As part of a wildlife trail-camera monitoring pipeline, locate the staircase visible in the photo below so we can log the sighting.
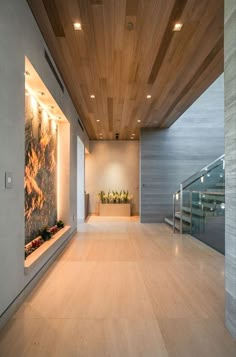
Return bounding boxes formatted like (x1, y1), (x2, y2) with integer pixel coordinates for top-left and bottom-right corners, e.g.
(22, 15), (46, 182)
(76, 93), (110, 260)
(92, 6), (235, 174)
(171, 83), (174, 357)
(165, 155), (225, 254)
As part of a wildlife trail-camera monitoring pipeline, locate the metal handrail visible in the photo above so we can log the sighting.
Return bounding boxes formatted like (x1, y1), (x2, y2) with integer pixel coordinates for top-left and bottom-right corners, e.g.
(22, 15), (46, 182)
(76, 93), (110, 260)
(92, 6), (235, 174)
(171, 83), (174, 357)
(181, 154), (225, 189)
(191, 190), (224, 195)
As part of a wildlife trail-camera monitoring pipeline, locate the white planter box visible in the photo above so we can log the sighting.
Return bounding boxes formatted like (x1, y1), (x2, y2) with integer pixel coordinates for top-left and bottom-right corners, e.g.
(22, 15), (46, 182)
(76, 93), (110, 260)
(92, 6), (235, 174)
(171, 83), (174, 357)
(99, 203), (131, 216)
(24, 226), (71, 274)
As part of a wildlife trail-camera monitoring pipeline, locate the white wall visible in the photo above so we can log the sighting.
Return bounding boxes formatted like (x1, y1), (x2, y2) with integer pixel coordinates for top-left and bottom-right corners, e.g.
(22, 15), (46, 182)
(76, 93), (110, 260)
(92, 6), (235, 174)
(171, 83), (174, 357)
(85, 141), (139, 215)
(77, 137), (85, 222)
(0, 0), (89, 319)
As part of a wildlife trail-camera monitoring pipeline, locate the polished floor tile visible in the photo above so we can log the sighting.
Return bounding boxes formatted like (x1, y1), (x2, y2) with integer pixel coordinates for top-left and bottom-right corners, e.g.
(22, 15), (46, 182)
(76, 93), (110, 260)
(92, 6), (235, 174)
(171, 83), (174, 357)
(0, 216), (235, 356)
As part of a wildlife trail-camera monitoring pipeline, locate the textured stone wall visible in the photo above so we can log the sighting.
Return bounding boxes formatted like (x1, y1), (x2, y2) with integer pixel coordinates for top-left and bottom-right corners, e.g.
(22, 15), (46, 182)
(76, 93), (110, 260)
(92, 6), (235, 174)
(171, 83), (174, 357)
(225, 0), (236, 338)
(25, 95), (57, 243)
(140, 76), (224, 223)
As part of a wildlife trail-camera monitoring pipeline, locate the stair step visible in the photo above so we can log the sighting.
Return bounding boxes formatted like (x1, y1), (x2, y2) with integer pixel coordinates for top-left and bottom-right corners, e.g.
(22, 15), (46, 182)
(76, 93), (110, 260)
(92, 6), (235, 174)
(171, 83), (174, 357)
(216, 183), (225, 187)
(164, 217), (175, 227)
(164, 217), (190, 232)
(182, 206), (204, 217)
(204, 191), (224, 196)
(175, 212), (191, 223)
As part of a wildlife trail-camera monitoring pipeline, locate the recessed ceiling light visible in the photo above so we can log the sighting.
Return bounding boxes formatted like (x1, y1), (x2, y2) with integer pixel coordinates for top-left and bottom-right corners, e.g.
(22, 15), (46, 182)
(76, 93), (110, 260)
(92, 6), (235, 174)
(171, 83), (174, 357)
(132, 133), (135, 136)
(73, 22), (82, 31)
(90, 94), (95, 99)
(24, 71), (30, 76)
(131, 137), (134, 140)
(137, 120), (141, 123)
(173, 23), (183, 32)
(146, 94), (152, 99)
(38, 91), (45, 96)
(96, 119), (100, 122)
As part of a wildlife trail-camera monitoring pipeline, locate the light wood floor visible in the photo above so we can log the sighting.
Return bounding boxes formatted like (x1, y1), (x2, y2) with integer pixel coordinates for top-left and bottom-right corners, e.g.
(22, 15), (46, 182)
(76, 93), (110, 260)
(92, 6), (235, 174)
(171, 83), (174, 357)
(0, 216), (236, 357)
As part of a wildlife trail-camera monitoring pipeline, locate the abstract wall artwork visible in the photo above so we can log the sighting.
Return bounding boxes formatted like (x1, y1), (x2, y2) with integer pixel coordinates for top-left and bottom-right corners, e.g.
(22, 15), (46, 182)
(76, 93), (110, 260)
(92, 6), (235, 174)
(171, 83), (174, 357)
(25, 94), (57, 243)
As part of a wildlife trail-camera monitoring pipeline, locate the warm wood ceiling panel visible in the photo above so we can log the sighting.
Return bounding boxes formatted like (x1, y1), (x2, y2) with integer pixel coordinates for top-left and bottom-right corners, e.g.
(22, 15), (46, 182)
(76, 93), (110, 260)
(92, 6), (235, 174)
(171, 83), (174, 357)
(42, 0), (65, 37)
(148, 0), (188, 84)
(27, 0), (224, 140)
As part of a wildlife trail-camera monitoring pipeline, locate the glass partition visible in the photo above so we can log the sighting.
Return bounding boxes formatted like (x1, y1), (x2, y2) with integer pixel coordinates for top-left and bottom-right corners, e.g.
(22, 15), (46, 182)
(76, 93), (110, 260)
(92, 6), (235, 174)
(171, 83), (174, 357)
(180, 155), (225, 254)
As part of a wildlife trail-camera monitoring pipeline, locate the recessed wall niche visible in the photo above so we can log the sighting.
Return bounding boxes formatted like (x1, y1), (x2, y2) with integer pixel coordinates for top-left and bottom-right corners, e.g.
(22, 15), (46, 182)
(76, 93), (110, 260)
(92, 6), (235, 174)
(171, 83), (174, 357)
(24, 57), (69, 245)
(25, 95), (57, 243)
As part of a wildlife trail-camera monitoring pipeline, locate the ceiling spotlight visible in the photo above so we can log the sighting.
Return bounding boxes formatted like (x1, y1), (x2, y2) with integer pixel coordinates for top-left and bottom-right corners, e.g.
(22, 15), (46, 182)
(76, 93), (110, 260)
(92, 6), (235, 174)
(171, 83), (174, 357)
(73, 22), (82, 31)
(146, 94), (152, 99)
(96, 119), (100, 122)
(132, 133), (135, 136)
(131, 137), (134, 140)
(24, 71), (30, 76)
(173, 23), (183, 32)
(38, 91), (45, 96)
(137, 119), (141, 123)
(90, 94), (95, 99)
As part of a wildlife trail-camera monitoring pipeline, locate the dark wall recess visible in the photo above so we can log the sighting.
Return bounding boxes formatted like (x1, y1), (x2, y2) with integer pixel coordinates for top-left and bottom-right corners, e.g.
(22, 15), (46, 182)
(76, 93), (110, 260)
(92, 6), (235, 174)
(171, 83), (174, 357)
(44, 50), (64, 93)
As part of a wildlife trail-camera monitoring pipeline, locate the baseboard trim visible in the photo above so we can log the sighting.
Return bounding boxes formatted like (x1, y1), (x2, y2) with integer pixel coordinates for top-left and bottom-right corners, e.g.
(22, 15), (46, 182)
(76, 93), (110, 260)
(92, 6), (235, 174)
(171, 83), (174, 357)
(0, 228), (76, 331)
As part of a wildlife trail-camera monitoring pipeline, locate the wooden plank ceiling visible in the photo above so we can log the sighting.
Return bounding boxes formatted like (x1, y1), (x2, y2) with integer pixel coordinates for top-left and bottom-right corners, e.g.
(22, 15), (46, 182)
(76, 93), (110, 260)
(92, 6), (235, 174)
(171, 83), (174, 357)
(27, 0), (224, 140)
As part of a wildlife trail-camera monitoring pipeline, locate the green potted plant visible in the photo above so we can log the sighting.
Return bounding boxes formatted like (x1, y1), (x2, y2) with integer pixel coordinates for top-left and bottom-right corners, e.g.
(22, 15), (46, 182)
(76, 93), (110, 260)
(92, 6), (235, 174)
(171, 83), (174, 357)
(56, 220), (64, 228)
(40, 227), (52, 241)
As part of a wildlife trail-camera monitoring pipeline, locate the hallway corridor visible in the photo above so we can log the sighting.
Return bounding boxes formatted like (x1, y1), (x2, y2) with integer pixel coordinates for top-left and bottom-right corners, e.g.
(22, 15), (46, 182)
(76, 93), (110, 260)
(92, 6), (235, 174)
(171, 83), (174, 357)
(0, 217), (236, 356)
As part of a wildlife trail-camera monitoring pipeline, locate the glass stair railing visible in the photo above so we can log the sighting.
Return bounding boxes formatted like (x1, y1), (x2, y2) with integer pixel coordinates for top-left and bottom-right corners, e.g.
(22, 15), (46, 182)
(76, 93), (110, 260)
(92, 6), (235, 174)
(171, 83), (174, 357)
(165, 155), (225, 254)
